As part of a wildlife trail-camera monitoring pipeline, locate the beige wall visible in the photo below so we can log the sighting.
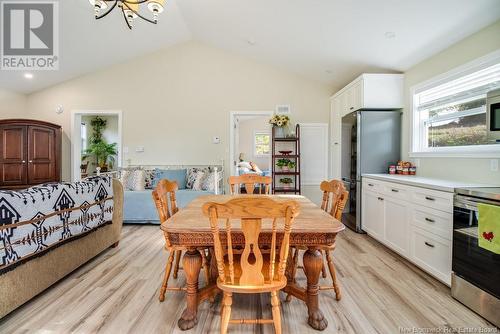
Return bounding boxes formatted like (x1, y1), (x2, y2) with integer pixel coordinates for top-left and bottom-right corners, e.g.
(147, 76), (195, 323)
(402, 20), (500, 184)
(23, 41), (332, 182)
(0, 89), (27, 117)
(237, 116), (271, 170)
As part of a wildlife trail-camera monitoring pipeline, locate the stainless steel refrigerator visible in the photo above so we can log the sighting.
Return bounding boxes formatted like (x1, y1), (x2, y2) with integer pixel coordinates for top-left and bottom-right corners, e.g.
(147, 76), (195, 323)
(341, 110), (401, 232)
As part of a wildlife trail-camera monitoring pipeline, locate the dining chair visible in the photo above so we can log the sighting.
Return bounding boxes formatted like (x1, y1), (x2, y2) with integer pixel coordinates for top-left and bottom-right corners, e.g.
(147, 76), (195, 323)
(287, 179), (348, 302)
(202, 197), (300, 334)
(152, 179), (210, 302)
(228, 174), (272, 194)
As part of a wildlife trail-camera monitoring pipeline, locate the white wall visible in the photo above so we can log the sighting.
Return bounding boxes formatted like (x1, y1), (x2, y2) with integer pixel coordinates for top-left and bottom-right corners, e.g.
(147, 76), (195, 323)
(22, 41), (332, 182)
(237, 116), (271, 170)
(0, 89), (27, 117)
(401, 20), (500, 184)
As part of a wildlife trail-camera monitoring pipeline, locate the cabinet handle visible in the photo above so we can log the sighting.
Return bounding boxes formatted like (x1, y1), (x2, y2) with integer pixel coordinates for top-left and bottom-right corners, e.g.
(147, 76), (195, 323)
(425, 217), (435, 223)
(424, 242), (435, 248)
(29, 160), (33, 163)
(391, 189), (399, 193)
(334, 142), (339, 145)
(425, 196), (435, 201)
(368, 183), (374, 187)
(350, 106), (354, 110)
(377, 197), (384, 201)
(22, 160), (26, 163)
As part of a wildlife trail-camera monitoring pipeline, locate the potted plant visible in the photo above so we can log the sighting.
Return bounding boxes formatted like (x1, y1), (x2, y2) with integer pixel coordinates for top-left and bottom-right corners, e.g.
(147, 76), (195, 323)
(269, 114), (290, 138)
(279, 177), (293, 189)
(82, 116), (118, 172)
(287, 160), (296, 170)
(276, 158), (291, 172)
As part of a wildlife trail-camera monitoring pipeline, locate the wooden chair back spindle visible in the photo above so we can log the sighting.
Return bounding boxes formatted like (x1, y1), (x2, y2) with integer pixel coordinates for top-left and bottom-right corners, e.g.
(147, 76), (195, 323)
(228, 175), (272, 195)
(203, 197), (299, 287)
(320, 180), (349, 220)
(152, 179), (180, 247)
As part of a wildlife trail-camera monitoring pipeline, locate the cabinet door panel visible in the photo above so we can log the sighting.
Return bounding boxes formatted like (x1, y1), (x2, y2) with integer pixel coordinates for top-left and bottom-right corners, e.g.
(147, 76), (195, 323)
(384, 197), (409, 256)
(28, 126), (56, 184)
(362, 190), (384, 239)
(0, 125), (27, 186)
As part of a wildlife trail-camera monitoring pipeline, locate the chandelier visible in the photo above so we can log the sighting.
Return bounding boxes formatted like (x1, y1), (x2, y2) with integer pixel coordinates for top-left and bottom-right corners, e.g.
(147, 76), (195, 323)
(89, 0), (165, 29)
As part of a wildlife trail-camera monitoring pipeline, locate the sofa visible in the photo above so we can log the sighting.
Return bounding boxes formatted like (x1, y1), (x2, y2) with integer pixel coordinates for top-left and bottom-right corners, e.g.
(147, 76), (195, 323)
(0, 176), (123, 318)
(121, 165), (223, 224)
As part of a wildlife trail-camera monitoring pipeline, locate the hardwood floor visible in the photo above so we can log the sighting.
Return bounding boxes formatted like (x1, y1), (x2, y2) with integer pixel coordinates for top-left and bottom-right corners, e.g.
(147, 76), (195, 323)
(0, 225), (493, 333)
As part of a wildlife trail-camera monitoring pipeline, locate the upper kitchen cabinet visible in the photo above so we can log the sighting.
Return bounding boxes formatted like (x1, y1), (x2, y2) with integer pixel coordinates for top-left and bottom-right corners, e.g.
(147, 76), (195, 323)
(332, 73), (404, 118)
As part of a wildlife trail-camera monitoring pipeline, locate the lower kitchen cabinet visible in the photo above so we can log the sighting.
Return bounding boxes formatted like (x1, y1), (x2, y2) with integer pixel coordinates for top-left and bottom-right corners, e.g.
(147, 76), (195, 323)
(362, 177), (452, 285)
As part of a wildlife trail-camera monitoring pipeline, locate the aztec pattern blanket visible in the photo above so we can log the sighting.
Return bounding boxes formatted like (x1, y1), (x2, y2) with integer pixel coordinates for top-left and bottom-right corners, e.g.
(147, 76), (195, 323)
(0, 176), (114, 274)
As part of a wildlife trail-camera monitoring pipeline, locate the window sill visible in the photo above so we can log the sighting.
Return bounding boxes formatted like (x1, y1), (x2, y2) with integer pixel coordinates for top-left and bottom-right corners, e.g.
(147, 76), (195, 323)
(409, 146), (500, 158)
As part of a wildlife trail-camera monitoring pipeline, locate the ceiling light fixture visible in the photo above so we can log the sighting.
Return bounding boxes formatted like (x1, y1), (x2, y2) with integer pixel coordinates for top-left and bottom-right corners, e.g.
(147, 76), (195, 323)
(89, 0), (165, 29)
(24, 73), (34, 79)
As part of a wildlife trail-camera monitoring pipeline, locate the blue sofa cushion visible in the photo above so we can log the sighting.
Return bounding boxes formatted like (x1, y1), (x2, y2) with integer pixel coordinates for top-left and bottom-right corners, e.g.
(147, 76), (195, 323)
(153, 168), (187, 189)
(123, 189), (213, 223)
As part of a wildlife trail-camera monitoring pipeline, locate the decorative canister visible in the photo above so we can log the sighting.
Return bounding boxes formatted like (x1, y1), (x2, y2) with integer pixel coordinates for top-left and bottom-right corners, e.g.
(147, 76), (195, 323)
(389, 165), (396, 174)
(396, 165), (403, 174)
(409, 166), (416, 175)
(402, 167), (409, 175)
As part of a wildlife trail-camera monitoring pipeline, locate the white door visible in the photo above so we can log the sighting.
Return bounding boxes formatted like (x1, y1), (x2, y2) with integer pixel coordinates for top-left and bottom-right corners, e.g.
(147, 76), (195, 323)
(362, 190), (384, 239)
(384, 196), (410, 256)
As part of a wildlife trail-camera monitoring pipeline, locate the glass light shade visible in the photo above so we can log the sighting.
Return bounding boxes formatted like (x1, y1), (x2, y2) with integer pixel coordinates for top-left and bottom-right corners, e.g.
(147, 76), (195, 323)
(147, 0), (165, 13)
(123, 2), (139, 18)
(88, 0), (108, 9)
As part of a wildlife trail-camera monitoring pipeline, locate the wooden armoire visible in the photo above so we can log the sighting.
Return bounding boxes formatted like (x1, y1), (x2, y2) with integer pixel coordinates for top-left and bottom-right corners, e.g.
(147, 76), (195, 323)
(0, 119), (62, 189)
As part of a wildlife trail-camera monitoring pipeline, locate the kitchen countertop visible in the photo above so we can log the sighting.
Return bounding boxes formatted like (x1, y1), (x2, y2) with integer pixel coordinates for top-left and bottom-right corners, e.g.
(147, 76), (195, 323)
(362, 174), (496, 193)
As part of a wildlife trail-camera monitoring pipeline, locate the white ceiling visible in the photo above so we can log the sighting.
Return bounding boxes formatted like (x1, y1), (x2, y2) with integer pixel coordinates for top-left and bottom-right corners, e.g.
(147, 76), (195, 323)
(2, 0), (500, 94)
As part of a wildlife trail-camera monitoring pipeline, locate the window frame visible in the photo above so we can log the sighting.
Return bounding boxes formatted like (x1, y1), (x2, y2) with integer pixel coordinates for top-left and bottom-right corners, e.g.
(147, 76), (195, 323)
(410, 49), (500, 158)
(253, 130), (271, 157)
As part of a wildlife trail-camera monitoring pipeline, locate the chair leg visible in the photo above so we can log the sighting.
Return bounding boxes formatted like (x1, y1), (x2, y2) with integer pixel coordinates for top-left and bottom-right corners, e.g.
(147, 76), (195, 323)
(325, 250), (341, 301)
(271, 291), (282, 334)
(159, 251), (175, 302)
(199, 249), (210, 284)
(220, 292), (232, 334)
(320, 250), (327, 278)
(286, 247), (300, 302)
(173, 250), (182, 279)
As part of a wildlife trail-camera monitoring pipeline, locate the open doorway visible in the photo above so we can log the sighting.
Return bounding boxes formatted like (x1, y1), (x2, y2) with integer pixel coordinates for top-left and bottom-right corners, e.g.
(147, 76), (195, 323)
(71, 110), (122, 181)
(229, 111), (273, 177)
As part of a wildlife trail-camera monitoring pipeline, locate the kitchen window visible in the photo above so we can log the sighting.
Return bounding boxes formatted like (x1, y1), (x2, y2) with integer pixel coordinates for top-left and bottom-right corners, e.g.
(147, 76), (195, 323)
(254, 131), (271, 156)
(411, 51), (500, 156)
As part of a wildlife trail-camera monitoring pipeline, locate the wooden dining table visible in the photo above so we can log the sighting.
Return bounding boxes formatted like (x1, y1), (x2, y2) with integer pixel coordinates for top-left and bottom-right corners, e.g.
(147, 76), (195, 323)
(161, 194), (345, 331)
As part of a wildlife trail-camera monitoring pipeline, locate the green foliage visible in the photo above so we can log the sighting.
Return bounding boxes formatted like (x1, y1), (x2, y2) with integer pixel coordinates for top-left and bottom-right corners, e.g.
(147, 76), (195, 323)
(428, 125), (487, 147)
(82, 116), (118, 169)
(279, 177), (293, 184)
(276, 158), (295, 168)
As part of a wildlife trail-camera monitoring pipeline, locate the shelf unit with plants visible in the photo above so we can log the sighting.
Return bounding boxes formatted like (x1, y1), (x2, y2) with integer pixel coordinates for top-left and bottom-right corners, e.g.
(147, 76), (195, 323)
(271, 123), (301, 194)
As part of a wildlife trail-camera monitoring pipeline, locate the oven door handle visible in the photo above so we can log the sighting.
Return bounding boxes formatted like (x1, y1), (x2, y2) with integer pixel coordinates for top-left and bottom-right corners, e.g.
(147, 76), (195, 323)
(454, 195), (500, 212)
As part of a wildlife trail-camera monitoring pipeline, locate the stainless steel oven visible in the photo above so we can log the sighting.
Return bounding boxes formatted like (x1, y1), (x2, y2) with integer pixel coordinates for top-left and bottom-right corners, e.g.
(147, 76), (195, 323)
(487, 88), (500, 144)
(452, 187), (500, 327)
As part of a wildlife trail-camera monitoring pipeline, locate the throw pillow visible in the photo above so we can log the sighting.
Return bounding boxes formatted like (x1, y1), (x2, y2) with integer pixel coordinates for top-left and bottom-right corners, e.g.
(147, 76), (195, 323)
(153, 169), (187, 189)
(201, 171), (223, 192)
(191, 170), (206, 191)
(186, 167), (209, 189)
(238, 161), (252, 170)
(119, 170), (131, 188)
(128, 169), (146, 191)
(144, 169), (155, 189)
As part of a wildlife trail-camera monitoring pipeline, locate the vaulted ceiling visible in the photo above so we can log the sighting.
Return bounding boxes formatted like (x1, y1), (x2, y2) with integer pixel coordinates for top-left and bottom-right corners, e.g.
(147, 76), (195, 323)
(2, 0), (500, 94)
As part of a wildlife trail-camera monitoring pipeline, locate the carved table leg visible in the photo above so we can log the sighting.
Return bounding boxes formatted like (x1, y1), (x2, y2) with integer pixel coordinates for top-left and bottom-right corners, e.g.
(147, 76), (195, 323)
(303, 247), (328, 331)
(178, 248), (202, 330)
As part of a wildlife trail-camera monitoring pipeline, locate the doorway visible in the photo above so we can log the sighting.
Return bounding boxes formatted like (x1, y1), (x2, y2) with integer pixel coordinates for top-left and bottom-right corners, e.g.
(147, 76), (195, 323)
(229, 111), (273, 177)
(71, 110), (122, 181)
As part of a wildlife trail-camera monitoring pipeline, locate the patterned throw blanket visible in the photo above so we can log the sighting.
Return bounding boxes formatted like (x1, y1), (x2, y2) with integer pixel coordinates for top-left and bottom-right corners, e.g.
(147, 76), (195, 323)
(0, 176), (114, 275)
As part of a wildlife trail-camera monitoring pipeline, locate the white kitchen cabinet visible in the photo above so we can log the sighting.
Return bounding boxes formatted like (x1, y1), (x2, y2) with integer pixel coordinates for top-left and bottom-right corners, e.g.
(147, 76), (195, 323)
(361, 189), (385, 240)
(362, 176), (452, 285)
(329, 73), (403, 178)
(384, 196), (410, 256)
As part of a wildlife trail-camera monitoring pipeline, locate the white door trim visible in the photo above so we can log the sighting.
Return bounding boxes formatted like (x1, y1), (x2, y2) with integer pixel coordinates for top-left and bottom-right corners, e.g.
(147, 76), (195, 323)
(229, 111), (273, 176)
(70, 110), (123, 181)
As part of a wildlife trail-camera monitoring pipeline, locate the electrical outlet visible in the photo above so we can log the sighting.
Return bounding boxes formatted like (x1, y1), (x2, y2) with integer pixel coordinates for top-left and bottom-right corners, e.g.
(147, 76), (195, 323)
(135, 146), (145, 153)
(213, 136), (221, 144)
(491, 159), (499, 172)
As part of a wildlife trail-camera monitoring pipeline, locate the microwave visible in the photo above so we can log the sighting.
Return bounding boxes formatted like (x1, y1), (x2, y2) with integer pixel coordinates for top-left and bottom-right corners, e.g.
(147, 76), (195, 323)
(487, 88), (500, 144)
